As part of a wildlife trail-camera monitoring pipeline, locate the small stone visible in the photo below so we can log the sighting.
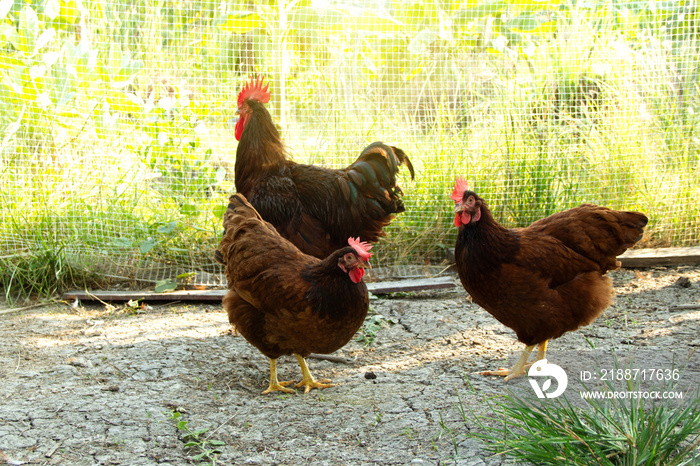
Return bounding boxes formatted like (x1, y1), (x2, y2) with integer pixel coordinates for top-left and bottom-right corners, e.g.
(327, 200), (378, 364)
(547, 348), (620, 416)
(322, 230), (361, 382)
(66, 357), (92, 368)
(674, 276), (692, 288)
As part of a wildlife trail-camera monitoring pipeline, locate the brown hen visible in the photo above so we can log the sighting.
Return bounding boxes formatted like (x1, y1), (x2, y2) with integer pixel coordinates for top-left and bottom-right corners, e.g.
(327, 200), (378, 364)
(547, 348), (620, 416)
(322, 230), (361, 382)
(451, 178), (648, 380)
(217, 194), (371, 394)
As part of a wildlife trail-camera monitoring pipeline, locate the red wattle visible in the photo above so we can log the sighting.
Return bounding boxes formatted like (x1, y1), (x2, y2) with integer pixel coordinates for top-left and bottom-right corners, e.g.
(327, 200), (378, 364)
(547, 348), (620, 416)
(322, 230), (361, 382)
(235, 115), (246, 140)
(349, 267), (364, 283)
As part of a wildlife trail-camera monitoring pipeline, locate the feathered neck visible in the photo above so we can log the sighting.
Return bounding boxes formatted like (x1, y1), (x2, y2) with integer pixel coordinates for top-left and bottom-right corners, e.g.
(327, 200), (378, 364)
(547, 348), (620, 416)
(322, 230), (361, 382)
(457, 205), (518, 261)
(234, 100), (288, 196)
(302, 246), (368, 319)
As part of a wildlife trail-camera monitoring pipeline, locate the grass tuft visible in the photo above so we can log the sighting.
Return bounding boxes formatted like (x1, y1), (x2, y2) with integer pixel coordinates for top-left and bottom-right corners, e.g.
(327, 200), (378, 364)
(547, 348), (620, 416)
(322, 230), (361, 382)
(445, 353), (700, 465)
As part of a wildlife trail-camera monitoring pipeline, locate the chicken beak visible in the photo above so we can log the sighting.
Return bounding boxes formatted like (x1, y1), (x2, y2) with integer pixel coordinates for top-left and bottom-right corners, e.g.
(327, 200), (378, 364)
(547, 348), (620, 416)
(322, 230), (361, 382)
(360, 259), (372, 269)
(454, 204), (465, 214)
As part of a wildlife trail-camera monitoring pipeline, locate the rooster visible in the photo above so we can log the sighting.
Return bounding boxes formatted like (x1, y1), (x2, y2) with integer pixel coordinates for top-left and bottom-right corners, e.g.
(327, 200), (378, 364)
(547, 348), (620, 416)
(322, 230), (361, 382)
(231, 75), (414, 259)
(451, 177), (648, 380)
(217, 193), (371, 394)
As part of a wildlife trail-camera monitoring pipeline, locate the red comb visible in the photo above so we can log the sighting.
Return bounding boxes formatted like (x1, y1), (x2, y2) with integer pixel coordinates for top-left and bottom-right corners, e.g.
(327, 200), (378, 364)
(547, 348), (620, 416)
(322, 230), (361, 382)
(348, 237), (373, 262)
(451, 177), (470, 203)
(237, 75), (270, 107)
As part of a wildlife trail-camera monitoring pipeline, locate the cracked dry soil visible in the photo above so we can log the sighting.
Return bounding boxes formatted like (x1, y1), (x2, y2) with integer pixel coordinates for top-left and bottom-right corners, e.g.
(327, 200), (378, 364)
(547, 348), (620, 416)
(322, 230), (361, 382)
(1, 266), (700, 465)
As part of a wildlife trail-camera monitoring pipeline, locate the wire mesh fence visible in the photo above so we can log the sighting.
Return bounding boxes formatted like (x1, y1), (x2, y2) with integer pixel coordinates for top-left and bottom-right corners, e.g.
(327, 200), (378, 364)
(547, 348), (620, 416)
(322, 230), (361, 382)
(1, 0), (699, 290)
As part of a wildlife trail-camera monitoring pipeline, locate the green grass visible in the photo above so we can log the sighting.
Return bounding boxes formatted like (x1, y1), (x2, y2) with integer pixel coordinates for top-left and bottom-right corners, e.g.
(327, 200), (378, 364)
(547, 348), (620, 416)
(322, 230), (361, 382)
(441, 354), (700, 465)
(169, 410), (224, 466)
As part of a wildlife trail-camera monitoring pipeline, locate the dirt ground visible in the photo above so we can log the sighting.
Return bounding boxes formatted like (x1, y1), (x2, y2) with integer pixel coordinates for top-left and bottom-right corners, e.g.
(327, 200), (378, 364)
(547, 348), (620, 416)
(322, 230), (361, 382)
(1, 265), (699, 465)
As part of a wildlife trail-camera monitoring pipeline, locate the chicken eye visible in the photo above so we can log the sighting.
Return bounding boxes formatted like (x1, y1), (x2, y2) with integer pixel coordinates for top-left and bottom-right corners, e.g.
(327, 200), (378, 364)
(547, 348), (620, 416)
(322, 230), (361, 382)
(344, 253), (354, 262)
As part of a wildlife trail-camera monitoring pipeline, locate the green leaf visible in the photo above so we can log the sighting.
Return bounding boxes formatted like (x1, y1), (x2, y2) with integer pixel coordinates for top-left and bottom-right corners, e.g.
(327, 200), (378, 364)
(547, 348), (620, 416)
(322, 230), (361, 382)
(56, 0), (82, 24)
(20, 6), (40, 44)
(155, 278), (177, 293)
(111, 237), (133, 248)
(217, 11), (263, 33)
(1, 24), (19, 49)
(156, 221), (178, 234)
(106, 90), (143, 114)
(41, 51), (59, 66)
(212, 204), (227, 220)
(34, 28), (56, 53)
(44, 0), (60, 20)
(0, 0), (13, 20)
(138, 238), (157, 254)
(179, 203), (199, 216)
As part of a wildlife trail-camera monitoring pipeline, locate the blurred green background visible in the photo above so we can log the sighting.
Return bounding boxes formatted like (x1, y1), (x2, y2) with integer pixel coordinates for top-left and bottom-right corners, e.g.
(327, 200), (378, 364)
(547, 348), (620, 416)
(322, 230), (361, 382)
(1, 0), (698, 299)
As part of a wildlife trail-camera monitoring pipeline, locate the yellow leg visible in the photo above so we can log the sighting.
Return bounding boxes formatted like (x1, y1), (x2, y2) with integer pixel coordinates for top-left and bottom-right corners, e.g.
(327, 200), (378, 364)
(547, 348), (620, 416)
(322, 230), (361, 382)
(521, 340), (550, 373)
(536, 340), (548, 361)
(261, 358), (295, 394)
(294, 354), (334, 393)
(481, 344), (536, 381)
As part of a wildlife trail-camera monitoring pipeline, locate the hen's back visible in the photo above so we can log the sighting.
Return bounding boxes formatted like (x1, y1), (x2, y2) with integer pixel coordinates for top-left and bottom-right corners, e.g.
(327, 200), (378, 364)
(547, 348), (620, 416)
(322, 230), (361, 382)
(217, 194), (308, 289)
(525, 204), (648, 272)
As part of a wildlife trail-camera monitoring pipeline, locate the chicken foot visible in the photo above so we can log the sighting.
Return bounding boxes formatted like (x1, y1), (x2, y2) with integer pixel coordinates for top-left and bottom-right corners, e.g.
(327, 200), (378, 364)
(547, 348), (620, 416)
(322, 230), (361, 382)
(294, 354), (334, 393)
(481, 341), (549, 381)
(481, 344), (535, 381)
(262, 358), (295, 394)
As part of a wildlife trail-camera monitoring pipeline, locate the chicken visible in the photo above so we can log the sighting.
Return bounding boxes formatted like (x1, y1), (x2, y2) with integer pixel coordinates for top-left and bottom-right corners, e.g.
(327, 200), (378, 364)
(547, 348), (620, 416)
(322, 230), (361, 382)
(232, 75), (414, 259)
(217, 193), (372, 394)
(451, 177), (648, 380)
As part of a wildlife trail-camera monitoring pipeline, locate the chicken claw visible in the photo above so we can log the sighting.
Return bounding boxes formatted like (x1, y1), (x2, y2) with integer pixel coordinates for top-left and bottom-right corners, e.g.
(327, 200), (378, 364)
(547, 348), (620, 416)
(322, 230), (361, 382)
(480, 343), (536, 381)
(295, 354), (335, 393)
(481, 367), (526, 380)
(262, 381), (295, 395)
(262, 358), (296, 394)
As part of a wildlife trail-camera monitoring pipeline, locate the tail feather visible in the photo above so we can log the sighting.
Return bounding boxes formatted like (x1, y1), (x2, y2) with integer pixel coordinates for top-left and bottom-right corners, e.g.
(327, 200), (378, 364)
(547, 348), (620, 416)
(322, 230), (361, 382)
(214, 194), (262, 265)
(390, 146), (415, 180)
(619, 211), (648, 249)
(348, 161), (380, 187)
(345, 142), (413, 196)
(359, 141), (398, 175)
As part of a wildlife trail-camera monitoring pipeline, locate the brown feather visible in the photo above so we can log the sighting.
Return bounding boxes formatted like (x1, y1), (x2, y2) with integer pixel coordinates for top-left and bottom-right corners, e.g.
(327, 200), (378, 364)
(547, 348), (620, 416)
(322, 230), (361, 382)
(217, 193), (370, 362)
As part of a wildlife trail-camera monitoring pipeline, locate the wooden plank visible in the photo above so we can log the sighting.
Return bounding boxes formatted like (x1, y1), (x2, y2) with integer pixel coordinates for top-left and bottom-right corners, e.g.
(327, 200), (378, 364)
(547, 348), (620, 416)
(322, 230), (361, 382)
(447, 246), (700, 268)
(62, 289), (224, 303)
(618, 247), (700, 268)
(370, 276), (456, 294)
(62, 276), (456, 303)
